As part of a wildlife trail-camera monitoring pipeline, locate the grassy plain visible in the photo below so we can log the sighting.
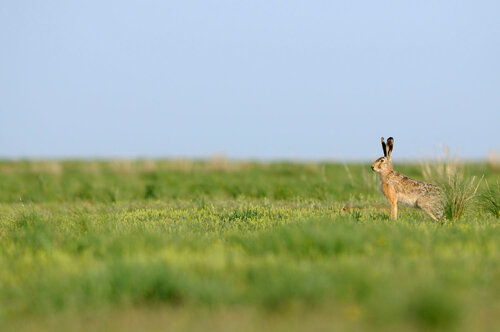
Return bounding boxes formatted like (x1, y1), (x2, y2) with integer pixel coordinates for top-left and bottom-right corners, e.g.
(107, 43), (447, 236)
(0, 160), (499, 331)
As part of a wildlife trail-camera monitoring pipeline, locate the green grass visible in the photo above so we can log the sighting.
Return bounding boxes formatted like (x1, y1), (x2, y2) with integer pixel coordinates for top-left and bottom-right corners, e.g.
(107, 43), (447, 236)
(0, 160), (499, 331)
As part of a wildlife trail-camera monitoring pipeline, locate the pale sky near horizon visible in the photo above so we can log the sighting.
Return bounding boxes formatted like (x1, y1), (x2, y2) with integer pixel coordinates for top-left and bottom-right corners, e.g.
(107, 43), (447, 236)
(1, 1), (499, 160)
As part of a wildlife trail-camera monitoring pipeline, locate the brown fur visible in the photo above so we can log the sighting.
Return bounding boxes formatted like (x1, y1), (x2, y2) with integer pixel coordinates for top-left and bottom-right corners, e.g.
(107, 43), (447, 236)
(371, 137), (444, 220)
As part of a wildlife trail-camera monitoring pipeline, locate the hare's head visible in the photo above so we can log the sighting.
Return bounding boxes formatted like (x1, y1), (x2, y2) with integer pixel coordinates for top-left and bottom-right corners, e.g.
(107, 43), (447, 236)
(371, 137), (394, 173)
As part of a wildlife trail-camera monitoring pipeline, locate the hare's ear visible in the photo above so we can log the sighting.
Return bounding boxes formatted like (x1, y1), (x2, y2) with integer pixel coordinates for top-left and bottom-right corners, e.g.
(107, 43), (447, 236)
(386, 137), (394, 158)
(381, 137), (387, 157)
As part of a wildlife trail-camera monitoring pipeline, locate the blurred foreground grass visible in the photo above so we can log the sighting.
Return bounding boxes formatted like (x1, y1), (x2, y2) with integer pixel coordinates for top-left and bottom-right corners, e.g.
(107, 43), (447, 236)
(0, 160), (499, 331)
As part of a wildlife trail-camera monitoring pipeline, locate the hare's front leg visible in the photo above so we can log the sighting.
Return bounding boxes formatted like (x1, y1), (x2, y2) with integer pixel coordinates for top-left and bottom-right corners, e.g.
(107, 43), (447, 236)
(382, 184), (398, 220)
(390, 202), (398, 220)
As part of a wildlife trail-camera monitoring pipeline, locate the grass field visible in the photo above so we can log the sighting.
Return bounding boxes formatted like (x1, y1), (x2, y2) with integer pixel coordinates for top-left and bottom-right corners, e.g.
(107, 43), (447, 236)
(0, 160), (499, 331)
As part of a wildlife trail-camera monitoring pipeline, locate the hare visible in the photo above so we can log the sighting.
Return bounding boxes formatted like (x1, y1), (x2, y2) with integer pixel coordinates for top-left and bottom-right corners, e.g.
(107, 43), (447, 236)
(371, 137), (444, 221)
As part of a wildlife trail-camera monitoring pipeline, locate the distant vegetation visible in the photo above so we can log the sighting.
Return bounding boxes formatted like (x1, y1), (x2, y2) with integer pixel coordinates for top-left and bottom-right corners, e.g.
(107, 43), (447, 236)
(0, 160), (498, 331)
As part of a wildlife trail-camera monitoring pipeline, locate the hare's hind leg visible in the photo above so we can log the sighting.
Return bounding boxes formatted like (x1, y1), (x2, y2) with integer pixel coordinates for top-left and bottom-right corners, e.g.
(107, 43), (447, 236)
(416, 196), (439, 221)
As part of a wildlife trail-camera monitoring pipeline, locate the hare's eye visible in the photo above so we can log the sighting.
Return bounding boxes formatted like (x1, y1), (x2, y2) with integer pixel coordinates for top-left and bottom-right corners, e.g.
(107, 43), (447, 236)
(381, 159), (385, 163)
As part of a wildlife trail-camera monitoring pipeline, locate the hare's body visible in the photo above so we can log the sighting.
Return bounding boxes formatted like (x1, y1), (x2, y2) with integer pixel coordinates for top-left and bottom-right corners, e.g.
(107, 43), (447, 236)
(372, 137), (444, 220)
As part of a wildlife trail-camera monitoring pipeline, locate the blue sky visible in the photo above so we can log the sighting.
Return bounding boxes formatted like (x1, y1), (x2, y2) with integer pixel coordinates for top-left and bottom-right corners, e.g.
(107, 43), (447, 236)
(1, 1), (499, 160)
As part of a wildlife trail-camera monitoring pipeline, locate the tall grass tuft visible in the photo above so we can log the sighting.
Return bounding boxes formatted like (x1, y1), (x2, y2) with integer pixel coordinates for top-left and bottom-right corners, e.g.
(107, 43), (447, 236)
(442, 174), (483, 220)
(421, 148), (482, 220)
(481, 181), (500, 217)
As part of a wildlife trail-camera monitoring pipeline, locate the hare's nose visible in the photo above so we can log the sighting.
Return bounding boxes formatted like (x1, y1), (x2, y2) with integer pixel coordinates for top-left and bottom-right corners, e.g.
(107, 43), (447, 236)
(371, 166), (374, 171)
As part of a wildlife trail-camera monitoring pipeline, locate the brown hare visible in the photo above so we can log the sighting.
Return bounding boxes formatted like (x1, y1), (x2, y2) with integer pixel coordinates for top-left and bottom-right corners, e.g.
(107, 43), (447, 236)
(371, 137), (444, 220)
